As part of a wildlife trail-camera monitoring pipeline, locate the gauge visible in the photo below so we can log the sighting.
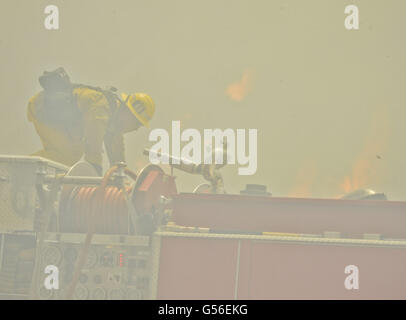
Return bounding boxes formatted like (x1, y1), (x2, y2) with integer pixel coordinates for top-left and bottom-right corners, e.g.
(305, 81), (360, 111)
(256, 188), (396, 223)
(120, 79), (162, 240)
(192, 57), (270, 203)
(126, 288), (143, 300)
(100, 251), (116, 267)
(79, 273), (88, 284)
(109, 288), (126, 300)
(74, 284), (89, 300)
(38, 285), (54, 300)
(92, 287), (107, 300)
(41, 245), (62, 266)
(56, 288), (66, 300)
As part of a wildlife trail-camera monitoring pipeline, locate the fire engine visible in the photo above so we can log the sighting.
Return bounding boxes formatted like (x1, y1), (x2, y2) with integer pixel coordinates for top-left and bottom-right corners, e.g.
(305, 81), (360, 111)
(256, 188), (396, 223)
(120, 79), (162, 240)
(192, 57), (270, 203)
(0, 153), (405, 300)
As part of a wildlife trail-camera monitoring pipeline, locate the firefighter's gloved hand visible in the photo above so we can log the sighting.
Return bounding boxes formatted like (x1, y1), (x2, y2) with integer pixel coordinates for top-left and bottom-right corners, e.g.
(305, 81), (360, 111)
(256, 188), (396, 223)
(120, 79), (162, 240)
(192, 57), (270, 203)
(90, 163), (103, 176)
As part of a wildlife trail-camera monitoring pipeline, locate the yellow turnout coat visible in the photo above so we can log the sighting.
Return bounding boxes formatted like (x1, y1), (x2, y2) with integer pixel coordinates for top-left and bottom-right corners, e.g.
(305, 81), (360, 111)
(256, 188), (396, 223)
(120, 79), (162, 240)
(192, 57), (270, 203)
(27, 87), (125, 169)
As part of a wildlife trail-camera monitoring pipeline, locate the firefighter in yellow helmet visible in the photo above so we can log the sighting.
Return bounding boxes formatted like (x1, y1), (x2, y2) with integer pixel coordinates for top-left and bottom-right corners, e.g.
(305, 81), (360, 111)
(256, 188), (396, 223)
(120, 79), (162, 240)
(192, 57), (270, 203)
(27, 67), (155, 175)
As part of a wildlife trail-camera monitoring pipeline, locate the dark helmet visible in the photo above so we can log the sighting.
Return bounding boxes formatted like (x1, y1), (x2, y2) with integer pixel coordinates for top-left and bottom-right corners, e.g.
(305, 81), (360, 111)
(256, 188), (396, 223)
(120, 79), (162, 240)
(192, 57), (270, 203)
(39, 67), (72, 92)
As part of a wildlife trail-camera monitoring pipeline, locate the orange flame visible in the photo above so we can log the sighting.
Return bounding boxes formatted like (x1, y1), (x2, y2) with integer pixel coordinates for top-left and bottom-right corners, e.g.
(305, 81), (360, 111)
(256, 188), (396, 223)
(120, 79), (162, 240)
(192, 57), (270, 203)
(340, 158), (373, 193)
(226, 69), (254, 101)
(339, 108), (388, 195)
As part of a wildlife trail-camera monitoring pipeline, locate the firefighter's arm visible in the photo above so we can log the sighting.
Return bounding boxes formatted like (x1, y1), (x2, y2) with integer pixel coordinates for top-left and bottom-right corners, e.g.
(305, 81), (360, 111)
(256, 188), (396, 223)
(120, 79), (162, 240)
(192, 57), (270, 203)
(104, 130), (125, 167)
(27, 93), (48, 157)
(27, 93), (40, 123)
(76, 90), (110, 170)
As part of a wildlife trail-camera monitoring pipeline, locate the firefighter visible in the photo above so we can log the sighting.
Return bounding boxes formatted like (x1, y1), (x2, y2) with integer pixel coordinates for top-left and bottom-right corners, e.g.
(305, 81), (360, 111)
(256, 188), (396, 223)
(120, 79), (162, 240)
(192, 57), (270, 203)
(27, 67), (155, 174)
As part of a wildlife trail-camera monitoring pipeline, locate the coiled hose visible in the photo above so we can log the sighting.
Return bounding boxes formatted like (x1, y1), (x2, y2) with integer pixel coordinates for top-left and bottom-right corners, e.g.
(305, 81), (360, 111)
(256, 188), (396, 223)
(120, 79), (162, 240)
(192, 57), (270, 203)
(65, 166), (137, 299)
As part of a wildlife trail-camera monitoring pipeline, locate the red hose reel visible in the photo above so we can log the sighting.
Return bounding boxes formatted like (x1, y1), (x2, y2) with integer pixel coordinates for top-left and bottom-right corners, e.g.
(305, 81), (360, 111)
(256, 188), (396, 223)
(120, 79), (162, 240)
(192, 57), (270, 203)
(59, 163), (177, 235)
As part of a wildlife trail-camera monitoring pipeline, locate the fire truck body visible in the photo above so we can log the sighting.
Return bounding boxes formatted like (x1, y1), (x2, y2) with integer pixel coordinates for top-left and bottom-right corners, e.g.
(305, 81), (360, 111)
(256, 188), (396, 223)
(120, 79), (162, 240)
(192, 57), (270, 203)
(0, 155), (406, 299)
(154, 230), (406, 299)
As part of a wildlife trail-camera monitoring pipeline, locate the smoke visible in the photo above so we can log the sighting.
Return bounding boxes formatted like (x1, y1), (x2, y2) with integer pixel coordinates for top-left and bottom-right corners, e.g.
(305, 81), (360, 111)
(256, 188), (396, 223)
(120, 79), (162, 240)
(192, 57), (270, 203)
(288, 161), (317, 198)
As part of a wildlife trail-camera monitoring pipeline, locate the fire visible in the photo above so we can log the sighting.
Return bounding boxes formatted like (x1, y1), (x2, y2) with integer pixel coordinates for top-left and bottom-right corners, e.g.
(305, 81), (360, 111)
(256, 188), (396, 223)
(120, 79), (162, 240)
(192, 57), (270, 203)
(339, 108), (388, 195)
(289, 108), (388, 198)
(226, 69), (254, 101)
(340, 158), (372, 194)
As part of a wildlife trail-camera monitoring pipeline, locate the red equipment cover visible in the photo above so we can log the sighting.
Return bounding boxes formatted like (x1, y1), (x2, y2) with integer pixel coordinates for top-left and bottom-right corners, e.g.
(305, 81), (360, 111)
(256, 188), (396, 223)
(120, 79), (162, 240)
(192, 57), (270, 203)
(171, 193), (406, 239)
(156, 235), (406, 299)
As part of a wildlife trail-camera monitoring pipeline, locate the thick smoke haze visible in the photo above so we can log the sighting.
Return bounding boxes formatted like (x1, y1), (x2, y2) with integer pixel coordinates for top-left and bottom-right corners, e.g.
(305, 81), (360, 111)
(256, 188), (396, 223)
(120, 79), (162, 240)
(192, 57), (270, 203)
(1, 0), (405, 199)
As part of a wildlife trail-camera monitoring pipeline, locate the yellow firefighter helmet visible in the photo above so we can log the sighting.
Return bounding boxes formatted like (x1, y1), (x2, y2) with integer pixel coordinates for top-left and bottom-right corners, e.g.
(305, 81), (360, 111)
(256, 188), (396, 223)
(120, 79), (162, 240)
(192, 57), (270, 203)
(121, 93), (155, 128)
